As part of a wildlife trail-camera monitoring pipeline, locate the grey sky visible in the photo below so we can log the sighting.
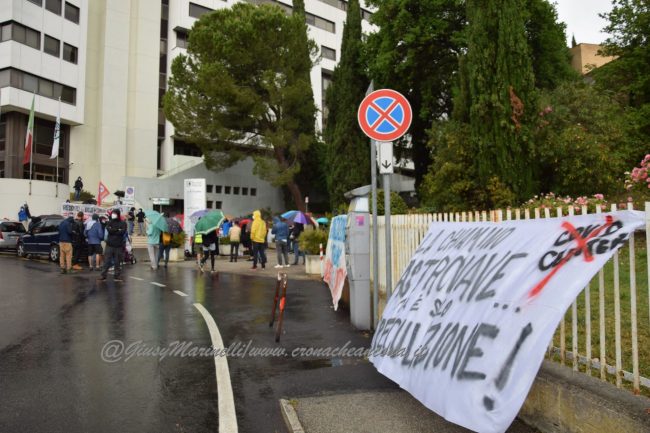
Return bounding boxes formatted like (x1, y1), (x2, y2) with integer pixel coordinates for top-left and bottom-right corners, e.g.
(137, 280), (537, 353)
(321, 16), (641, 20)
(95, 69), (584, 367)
(554, 0), (613, 45)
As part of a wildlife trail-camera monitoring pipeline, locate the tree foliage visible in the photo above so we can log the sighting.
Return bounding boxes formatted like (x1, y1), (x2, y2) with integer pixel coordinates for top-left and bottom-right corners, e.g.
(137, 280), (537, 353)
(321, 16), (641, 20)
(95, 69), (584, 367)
(595, 0), (650, 141)
(466, 0), (537, 200)
(366, 0), (465, 189)
(163, 3), (317, 210)
(324, 0), (369, 209)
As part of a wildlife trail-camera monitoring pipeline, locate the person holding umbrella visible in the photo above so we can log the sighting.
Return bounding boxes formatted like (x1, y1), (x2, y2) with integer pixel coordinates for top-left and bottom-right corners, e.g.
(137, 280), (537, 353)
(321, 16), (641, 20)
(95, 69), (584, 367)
(194, 210), (225, 274)
(145, 210), (167, 270)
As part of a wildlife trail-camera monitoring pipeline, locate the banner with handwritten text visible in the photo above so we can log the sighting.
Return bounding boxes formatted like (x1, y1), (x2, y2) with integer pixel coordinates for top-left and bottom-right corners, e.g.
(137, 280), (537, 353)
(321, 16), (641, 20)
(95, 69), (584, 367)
(324, 215), (348, 310)
(370, 211), (645, 433)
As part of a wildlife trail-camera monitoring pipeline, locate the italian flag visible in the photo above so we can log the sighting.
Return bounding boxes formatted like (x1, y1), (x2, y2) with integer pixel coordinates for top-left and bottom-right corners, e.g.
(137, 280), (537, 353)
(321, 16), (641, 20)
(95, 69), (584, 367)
(22, 94), (35, 166)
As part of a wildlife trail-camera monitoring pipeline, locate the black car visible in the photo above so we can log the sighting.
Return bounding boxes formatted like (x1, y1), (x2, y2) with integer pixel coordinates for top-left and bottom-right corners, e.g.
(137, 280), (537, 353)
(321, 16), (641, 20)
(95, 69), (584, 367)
(17, 216), (64, 262)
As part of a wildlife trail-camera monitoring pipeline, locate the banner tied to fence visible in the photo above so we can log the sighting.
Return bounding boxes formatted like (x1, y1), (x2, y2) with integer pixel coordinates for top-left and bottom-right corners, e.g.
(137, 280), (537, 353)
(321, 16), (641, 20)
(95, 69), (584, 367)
(324, 215), (348, 310)
(370, 210), (646, 433)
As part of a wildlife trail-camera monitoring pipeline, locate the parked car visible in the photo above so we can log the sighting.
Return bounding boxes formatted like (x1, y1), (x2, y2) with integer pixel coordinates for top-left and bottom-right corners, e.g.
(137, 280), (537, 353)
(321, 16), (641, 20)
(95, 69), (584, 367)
(0, 221), (26, 251)
(17, 216), (64, 262)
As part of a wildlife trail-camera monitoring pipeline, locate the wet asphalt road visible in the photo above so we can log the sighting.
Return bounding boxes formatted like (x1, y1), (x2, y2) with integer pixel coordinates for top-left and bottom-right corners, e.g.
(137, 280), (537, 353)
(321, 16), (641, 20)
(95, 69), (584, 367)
(0, 254), (395, 433)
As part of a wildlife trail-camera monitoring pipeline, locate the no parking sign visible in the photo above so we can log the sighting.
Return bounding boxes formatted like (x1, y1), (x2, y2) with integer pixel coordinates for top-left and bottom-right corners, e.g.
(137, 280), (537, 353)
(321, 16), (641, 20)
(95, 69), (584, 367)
(358, 89), (412, 142)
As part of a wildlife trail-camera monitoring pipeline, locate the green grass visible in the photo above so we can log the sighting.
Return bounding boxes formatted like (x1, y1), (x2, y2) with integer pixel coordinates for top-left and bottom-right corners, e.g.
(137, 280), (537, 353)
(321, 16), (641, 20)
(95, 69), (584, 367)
(548, 234), (649, 396)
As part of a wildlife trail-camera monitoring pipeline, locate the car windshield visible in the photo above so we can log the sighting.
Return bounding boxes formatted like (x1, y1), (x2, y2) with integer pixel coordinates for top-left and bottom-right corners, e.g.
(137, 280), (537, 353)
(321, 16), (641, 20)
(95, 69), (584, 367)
(1, 223), (26, 233)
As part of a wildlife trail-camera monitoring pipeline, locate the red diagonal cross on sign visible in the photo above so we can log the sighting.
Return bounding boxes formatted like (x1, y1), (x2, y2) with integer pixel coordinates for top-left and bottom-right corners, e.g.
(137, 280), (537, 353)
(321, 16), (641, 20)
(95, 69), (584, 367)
(368, 99), (401, 130)
(528, 216), (614, 299)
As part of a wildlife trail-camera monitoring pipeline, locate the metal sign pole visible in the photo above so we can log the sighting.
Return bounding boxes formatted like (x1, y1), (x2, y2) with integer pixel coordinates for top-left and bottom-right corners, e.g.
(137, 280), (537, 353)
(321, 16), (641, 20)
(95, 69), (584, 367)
(383, 172), (392, 300)
(370, 139), (379, 328)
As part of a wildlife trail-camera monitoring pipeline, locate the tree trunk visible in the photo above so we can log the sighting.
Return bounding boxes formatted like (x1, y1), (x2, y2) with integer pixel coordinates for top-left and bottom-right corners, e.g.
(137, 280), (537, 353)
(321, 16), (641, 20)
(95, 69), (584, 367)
(274, 145), (305, 211)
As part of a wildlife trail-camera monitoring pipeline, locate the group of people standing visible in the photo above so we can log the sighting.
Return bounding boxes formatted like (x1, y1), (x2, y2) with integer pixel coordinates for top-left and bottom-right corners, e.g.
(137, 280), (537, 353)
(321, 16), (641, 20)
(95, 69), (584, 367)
(58, 209), (128, 282)
(244, 210), (305, 270)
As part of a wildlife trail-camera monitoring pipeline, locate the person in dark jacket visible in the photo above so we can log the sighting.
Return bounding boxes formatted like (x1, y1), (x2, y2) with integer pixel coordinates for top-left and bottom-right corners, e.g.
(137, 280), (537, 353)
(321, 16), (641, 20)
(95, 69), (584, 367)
(71, 211), (86, 270)
(199, 230), (218, 273)
(73, 177), (83, 200)
(136, 208), (146, 236)
(127, 207), (136, 236)
(58, 216), (74, 274)
(98, 209), (127, 281)
(290, 222), (305, 265)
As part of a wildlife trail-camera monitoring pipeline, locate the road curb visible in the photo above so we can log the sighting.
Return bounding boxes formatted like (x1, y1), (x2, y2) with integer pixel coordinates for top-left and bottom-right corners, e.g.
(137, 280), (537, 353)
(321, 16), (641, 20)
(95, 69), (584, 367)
(280, 399), (305, 433)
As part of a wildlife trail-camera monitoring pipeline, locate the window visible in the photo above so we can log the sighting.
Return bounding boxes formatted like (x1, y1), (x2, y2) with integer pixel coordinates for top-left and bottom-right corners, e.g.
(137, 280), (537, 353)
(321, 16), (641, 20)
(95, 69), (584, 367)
(215, 185), (222, 194)
(60, 85), (75, 104)
(306, 13), (335, 33)
(27, 0), (43, 6)
(23, 74), (38, 93)
(176, 30), (188, 49)
(39, 78), (53, 97)
(160, 39), (167, 54)
(160, 19), (168, 39)
(159, 55), (167, 73)
(233, 187), (240, 195)
(242, 187), (248, 196)
(215, 201), (222, 209)
(207, 200), (213, 208)
(0, 69), (9, 88)
(250, 188), (257, 197)
(64, 2), (80, 23)
(63, 43), (77, 63)
(321, 45), (336, 61)
(44, 35), (60, 57)
(189, 2), (212, 18)
(206, 184), (213, 193)
(173, 139), (202, 157)
(2, 22), (41, 49)
(34, 118), (55, 156)
(0, 161), (5, 178)
(45, 0), (62, 15)
(321, 70), (333, 128)
(0, 113), (5, 153)
(159, 73), (166, 89)
(224, 186), (231, 194)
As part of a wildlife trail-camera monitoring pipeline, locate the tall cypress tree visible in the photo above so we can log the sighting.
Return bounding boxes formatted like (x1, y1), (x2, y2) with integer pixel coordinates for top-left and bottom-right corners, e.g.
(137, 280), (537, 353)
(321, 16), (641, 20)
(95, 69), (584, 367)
(323, 0), (369, 209)
(290, 0), (328, 211)
(466, 0), (536, 199)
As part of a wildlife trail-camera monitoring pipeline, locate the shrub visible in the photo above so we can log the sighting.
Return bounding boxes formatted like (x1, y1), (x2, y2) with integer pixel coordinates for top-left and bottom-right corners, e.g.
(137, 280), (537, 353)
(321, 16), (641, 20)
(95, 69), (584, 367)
(69, 189), (96, 203)
(521, 192), (609, 213)
(623, 154), (650, 207)
(219, 236), (230, 246)
(171, 232), (186, 248)
(299, 229), (328, 255)
(374, 189), (409, 215)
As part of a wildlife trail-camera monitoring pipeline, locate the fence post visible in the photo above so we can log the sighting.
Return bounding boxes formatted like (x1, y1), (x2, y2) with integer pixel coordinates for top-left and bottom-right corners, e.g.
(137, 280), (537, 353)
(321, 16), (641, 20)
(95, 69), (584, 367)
(612, 204), (622, 386)
(627, 202), (640, 393)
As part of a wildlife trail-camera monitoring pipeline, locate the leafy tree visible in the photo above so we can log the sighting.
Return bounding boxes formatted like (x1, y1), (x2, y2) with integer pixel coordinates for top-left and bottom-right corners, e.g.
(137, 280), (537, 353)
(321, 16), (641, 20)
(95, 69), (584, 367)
(324, 0), (370, 209)
(534, 81), (640, 197)
(595, 0), (650, 141)
(163, 3), (318, 210)
(466, 0), (537, 200)
(292, 0), (330, 211)
(525, 0), (577, 90)
(366, 0), (465, 190)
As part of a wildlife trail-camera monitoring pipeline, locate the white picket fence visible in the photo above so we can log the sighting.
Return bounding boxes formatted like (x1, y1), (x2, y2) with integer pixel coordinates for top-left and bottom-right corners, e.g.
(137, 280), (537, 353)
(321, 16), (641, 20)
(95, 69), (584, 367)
(370, 202), (650, 394)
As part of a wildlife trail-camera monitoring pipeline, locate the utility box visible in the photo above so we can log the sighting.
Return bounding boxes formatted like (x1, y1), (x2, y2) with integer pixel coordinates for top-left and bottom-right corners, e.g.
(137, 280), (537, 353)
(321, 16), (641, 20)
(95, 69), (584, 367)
(344, 185), (371, 330)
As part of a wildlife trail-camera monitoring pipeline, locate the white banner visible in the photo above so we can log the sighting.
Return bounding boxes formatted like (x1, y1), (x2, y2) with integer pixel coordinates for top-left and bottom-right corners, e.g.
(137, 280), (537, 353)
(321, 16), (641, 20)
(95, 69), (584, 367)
(323, 215), (348, 309)
(183, 178), (206, 250)
(370, 211), (646, 433)
(61, 203), (131, 220)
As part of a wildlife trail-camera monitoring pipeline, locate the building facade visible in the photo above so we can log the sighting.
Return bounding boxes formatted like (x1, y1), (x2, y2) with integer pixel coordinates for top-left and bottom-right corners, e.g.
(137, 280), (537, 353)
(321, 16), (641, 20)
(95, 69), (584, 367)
(0, 0), (376, 219)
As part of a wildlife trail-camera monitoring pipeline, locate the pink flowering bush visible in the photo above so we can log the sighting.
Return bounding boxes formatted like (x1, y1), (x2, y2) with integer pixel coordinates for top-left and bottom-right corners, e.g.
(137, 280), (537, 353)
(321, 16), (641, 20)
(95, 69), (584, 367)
(521, 192), (609, 213)
(623, 154), (650, 206)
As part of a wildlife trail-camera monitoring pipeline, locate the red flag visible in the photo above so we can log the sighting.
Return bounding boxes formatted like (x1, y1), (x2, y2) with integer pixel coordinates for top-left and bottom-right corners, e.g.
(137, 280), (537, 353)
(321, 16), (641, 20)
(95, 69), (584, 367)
(22, 94), (35, 165)
(98, 182), (110, 206)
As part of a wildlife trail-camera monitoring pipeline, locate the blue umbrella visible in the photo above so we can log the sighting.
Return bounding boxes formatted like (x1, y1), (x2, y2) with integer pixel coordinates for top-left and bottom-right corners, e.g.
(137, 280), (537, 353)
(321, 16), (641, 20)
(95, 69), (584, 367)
(281, 210), (298, 220)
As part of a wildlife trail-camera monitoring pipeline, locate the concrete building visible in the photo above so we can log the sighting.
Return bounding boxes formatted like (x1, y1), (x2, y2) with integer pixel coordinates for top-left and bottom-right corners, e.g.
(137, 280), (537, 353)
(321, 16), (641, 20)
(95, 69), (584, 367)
(0, 0), (86, 218)
(569, 43), (616, 75)
(1, 0), (384, 219)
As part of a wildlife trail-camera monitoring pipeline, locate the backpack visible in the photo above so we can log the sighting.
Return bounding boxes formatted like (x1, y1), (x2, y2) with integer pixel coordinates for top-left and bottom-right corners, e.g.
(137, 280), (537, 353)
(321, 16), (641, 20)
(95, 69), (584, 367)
(162, 232), (172, 246)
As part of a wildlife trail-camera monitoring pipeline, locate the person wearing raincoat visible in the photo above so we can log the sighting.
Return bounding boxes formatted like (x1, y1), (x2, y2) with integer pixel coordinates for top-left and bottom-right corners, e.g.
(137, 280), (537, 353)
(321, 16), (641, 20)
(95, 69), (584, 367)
(250, 210), (267, 269)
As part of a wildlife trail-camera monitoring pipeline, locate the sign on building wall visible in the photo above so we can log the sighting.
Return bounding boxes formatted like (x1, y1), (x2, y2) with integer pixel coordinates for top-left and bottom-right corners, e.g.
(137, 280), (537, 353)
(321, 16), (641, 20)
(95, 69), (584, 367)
(123, 186), (136, 206)
(183, 178), (207, 249)
(370, 211), (646, 433)
(323, 215), (348, 309)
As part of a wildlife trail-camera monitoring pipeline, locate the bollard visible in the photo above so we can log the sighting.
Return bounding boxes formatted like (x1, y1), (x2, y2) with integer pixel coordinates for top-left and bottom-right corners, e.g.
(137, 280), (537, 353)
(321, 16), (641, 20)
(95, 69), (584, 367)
(269, 272), (288, 342)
